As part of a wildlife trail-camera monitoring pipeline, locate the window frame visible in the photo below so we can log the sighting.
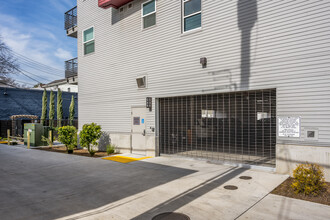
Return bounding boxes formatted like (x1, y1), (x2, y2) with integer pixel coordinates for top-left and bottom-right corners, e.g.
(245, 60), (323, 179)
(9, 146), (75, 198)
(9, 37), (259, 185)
(82, 26), (95, 55)
(141, 0), (157, 30)
(182, 0), (202, 33)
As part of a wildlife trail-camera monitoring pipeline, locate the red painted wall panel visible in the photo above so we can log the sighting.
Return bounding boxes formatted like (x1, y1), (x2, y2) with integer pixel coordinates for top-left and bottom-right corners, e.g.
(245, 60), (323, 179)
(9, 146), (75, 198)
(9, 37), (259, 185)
(98, 0), (133, 9)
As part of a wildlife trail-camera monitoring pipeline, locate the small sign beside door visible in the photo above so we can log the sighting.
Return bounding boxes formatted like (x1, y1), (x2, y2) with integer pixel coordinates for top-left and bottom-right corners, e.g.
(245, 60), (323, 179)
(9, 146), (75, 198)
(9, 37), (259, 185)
(133, 117), (140, 125)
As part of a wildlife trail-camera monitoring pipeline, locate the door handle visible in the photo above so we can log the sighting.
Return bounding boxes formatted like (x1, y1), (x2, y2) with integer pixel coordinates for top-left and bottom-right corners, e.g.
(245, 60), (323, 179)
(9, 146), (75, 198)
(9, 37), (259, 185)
(142, 129), (146, 136)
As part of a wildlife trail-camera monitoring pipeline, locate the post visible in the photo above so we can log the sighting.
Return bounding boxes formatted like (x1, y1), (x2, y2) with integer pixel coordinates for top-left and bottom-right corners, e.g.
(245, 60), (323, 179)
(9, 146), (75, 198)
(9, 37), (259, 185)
(27, 131), (30, 149)
(49, 130), (53, 148)
(7, 129), (10, 145)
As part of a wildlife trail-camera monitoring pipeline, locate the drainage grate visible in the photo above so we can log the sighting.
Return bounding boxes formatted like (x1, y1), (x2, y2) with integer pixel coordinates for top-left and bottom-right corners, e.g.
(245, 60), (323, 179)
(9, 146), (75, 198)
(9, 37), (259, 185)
(239, 176), (252, 180)
(224, 185), (238, 190)
(152, 212), (190, 220)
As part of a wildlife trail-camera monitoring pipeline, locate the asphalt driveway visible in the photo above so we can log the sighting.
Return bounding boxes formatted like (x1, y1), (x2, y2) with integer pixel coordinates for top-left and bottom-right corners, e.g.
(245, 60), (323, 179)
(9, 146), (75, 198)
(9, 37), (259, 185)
(0, 144), (288, 220)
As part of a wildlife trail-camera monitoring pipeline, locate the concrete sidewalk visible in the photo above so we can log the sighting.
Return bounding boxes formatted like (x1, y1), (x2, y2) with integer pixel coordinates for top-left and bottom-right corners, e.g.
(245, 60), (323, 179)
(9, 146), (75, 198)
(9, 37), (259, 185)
(0, 144), (328, 220)
(237, 194), (330, 220)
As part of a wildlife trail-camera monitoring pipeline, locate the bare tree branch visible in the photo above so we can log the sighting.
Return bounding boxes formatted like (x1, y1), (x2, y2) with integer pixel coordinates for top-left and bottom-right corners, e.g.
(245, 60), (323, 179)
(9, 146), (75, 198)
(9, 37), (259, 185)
(0, 35), (21, 87)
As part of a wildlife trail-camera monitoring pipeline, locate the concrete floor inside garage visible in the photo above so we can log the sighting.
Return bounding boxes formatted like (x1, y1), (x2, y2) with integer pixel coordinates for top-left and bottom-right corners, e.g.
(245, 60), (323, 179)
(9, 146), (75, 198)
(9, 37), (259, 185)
(1, 144), (329, 220)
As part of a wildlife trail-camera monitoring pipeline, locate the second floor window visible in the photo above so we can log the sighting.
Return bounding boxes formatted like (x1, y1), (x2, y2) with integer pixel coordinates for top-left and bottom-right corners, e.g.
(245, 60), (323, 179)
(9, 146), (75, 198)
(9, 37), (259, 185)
(183, 0), (202, 32)
(83, 27), (95, 55)
(142, 0), (156, 29)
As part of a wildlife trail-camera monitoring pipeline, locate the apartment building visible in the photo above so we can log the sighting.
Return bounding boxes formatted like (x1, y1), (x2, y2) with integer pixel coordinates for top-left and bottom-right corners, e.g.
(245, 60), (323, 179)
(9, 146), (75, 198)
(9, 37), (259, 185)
(65, 0), (330, 179)
(42, 79), (78, 92)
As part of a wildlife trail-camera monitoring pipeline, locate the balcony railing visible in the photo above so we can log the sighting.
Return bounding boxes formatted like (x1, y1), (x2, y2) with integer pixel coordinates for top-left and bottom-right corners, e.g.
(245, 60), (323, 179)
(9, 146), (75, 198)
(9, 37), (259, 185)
(65, 6), (77, 30)
(65, 58), (78, 78)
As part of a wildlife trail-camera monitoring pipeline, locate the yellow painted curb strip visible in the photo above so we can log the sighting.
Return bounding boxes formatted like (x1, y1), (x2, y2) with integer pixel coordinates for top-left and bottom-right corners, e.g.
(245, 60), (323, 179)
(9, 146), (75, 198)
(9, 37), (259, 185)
(0, 141), (8, 144)
(102, 155), (152, 163)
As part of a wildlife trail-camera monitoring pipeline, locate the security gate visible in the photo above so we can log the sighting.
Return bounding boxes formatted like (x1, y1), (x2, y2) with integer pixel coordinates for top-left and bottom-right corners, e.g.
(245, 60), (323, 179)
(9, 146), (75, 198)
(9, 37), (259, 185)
(159, 89), (276, 167)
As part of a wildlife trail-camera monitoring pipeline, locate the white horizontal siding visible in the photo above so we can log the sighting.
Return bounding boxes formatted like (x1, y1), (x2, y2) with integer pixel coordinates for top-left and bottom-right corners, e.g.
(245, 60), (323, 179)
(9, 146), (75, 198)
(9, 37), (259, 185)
(77, 0), (330, 145)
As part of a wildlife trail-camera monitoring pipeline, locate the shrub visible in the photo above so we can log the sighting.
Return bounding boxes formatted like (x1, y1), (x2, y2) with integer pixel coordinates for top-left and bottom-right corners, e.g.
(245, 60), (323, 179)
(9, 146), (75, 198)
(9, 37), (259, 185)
(79, 123), (102, 156)
(291, 163), (326, 196)
(106, 144), (116, 155)
(89, 149), (96, 157)
(57, 126), (77, 152)
(41, 135), (53, 147)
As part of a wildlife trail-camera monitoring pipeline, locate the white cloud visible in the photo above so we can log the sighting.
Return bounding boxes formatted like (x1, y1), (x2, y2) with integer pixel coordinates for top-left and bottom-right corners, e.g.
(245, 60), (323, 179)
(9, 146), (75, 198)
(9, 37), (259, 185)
(0, 13), (71, 85)
(0, 14), (63, 69)
(54, 48), (73, 60)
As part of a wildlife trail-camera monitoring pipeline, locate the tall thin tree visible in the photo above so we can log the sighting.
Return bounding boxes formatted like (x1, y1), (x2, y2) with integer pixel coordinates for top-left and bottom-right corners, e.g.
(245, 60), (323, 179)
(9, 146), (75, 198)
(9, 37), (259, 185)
(40, 89), (47, 125)
(69, 95), (75, 126)
(49, 90), (55, 128)
(57, 88), (63, 127)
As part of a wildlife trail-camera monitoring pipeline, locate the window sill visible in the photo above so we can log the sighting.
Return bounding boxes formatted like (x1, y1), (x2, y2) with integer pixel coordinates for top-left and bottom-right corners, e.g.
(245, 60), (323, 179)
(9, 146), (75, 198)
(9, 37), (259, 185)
(142, 24), (157, 32)
(181, 27), (203, 37)
(83, 52), (95, 57)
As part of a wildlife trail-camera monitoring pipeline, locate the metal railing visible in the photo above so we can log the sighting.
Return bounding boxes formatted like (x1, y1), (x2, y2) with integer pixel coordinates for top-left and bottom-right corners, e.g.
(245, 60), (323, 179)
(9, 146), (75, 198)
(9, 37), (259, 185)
(65, 58), (78, 78)
(65, 6), (77, 30)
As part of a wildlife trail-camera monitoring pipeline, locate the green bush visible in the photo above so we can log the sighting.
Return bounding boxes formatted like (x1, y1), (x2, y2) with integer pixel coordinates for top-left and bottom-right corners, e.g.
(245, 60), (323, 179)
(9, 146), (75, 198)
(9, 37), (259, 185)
(41, 135), (53, 147)
(79, 123), (102, 156)
(291, 163), (326, 196)
(106, 144), (116, 155)
(89, 149), (96, 157)
(57, 126), (77, 152)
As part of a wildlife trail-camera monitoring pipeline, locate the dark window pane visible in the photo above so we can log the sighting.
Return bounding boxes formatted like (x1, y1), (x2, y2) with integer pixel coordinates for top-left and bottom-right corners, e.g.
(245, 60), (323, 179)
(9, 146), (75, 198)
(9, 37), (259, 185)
(84, 40), (95, 55)
(184, 0), (201, 16)
(144, 13), (156, 28)
(184, 13), (201, 31)
(143, 0), (155, 15)
(83, 27), (94, 42)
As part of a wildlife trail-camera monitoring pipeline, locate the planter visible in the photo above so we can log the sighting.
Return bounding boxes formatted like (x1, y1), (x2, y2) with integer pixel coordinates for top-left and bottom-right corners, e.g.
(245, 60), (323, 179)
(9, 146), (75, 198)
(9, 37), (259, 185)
(68, 149), (74, 154)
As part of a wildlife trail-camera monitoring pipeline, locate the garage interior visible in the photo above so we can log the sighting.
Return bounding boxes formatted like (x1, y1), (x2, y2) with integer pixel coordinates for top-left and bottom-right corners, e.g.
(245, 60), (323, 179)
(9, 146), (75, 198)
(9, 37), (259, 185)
(159, 89), (276, 167)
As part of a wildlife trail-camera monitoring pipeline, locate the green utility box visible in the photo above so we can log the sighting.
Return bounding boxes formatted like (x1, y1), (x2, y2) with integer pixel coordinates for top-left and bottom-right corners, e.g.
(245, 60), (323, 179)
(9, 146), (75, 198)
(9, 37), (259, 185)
(24, 123), (49, 146)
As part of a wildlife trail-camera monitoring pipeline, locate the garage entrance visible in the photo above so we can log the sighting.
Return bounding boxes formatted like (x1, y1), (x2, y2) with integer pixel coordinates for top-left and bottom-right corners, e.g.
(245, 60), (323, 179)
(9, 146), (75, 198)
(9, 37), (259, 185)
(159, 89), (276, 167)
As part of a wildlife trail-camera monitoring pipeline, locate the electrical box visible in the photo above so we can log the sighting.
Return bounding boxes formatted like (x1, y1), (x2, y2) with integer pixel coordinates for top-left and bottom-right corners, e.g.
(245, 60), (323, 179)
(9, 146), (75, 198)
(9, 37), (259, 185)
(24, 123), (49, 146)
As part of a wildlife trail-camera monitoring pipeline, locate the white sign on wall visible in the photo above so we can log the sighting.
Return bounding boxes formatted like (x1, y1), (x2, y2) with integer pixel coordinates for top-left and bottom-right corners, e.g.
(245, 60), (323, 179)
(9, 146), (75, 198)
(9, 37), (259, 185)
(278, 116), (300, 138)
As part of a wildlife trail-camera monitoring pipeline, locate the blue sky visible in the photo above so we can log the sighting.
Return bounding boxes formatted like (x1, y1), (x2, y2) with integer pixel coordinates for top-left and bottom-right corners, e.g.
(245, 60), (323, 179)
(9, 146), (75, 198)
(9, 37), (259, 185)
(0, 0), (77, 86)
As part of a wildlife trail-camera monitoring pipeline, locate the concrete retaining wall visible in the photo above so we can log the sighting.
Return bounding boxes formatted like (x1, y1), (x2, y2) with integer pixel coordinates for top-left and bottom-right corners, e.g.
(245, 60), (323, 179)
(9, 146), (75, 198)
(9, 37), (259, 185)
(276, 144), (330, 181)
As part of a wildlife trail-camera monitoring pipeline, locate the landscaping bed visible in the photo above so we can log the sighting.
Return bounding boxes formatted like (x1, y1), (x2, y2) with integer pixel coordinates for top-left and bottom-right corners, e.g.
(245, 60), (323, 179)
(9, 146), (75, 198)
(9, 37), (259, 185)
(35, 146), (113, 158)
(271, 177), (330, 206)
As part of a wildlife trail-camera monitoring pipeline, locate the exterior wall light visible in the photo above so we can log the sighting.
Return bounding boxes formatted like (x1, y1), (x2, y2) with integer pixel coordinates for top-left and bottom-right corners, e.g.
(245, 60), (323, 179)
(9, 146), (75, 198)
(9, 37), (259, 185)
(136, 76), (146, 88)
(200, 57), (207, 68)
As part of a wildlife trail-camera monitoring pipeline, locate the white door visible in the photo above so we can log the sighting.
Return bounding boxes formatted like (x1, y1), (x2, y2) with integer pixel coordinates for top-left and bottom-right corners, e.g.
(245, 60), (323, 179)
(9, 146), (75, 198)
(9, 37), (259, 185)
(131, 107), (146, 155)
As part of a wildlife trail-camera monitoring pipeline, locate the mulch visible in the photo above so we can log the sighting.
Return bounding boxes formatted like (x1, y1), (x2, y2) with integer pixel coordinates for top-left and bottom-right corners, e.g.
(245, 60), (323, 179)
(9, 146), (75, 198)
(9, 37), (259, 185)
(35, 146), (114, 158)
(271, 177), (330, 206)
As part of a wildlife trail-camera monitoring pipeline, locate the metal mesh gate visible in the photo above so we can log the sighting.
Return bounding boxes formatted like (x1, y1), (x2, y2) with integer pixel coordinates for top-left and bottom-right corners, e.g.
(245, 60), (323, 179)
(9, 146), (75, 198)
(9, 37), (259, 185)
(159, 89), (276, 167)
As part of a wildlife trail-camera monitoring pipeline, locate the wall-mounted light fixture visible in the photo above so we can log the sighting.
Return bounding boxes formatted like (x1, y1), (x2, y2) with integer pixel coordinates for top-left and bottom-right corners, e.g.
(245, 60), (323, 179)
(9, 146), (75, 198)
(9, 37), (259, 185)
(136, 76), (146, 88)
(200, 57), (207, 68)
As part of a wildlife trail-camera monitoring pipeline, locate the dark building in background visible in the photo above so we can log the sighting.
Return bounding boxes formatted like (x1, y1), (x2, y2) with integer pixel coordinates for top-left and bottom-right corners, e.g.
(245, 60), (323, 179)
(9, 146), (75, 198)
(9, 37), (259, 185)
(0, 86), (78, 137)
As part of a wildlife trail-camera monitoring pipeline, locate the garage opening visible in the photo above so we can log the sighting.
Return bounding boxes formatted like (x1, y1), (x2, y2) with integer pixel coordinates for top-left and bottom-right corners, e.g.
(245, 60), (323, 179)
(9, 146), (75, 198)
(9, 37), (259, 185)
(159, 89), (276, 167)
